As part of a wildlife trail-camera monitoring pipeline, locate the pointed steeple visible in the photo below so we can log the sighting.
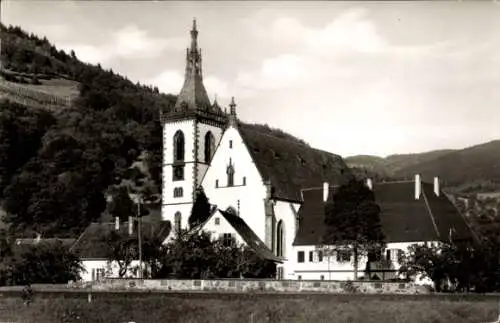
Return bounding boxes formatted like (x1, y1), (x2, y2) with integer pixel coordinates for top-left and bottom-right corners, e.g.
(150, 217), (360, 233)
(212, 94), (221, 110)
(228, 96), (238, 127)
(174, 18), (212, 112)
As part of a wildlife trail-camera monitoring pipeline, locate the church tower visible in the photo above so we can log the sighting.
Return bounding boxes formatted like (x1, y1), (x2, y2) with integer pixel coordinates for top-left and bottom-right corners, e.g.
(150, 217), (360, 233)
(160, 19), (227, 231)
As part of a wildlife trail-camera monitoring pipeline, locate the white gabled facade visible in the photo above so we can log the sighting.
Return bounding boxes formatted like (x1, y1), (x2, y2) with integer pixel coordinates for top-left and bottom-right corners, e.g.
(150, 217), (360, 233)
(201, 124), (267, 241)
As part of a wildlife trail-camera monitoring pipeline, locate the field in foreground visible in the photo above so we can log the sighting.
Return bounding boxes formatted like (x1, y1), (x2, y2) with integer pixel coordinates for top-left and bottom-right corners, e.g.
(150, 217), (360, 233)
(0, 292), (499, 323)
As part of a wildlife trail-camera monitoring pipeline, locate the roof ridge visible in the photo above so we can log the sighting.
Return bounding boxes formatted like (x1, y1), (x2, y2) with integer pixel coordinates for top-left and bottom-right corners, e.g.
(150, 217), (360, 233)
(374, 180), (413, 185)
(240, 125), (309, 147)
(301, 185), (340, 192)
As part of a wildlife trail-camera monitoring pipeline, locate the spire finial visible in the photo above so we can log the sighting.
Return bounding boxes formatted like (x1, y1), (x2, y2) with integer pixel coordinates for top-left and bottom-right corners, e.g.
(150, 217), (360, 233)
(229, 96), (236, 112)
(192, 18), (197, 31)
(228, 96), (238, 127)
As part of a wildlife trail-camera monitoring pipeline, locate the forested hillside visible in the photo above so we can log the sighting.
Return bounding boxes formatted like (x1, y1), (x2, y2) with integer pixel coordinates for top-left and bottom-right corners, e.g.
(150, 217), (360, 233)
(393, 140), (500, 193)
(346, 143), (500, 193)
(0, 23), (176, 237)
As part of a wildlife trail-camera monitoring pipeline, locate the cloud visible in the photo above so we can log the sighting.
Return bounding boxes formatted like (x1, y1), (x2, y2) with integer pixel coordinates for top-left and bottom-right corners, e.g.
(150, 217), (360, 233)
(58, 24), (184, 64)
(147, 70), (184, 94)
(233, 7), (459, 95)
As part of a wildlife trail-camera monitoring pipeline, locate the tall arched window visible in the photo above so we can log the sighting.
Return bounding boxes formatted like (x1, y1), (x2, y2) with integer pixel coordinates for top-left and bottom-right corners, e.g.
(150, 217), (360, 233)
(174, 211), (182, 233)
(277, 220), (285, 257)
(204, 131), (215, 163)
(227, 164), (234, 187)
(173, 130), (185, 161)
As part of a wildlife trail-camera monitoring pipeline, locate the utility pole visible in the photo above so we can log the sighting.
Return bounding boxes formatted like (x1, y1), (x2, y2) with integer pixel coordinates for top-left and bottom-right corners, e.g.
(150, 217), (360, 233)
(137, 195), (143, 279)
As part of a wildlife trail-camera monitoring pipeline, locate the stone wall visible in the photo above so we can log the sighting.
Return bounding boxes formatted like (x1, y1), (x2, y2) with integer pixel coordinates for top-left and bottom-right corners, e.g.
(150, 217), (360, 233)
(87, 279), (428, 294)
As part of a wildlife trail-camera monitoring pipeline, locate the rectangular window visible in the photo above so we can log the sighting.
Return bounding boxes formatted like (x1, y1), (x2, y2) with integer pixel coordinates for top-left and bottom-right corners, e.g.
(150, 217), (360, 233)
(336, 250), (351, 262)
(172, 166), (184, 181)
(91, 269), (96, 281)
(309, 251), (314, 262)
(243, 176), (246, 186)
(318, 251), (324, 262)
(229, 140), (233, 148)
(298, 275), (302, 280)
(215, 179), (219, 188)
(214, 217), (220, 225)
(222, 233), (233, 247)
(297, 251), (305, 263)
(320, 275), (325, 280)
(386, 249), (391, 261)
(277, 267), (284, 280)
(96, 268), (105, 280)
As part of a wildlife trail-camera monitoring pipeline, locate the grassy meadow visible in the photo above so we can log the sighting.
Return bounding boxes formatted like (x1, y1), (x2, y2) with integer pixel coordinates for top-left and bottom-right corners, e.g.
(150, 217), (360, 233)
(0, 292), (499, 323)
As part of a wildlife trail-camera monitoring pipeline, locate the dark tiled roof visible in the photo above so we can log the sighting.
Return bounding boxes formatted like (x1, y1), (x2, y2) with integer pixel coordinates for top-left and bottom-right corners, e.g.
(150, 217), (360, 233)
(293, 186), (336, 246)
(70, 221), (171, 260)
(238, 123), (353, 202)
(293, 181), (475, 246)
(218, 209), (284, 263)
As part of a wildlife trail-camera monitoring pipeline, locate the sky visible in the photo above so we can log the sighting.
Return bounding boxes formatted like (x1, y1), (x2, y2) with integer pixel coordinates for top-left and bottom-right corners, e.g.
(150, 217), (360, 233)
(2, 1), (500, 157)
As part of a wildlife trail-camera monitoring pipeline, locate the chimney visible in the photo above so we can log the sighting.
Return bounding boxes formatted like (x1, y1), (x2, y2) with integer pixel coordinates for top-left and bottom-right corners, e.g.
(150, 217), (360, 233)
(128, 216), (133, 235)
(366, 178), (373, 190)
(323, 182), (329, 202)
(434, 177), (440, 197)
(415, 174), (421, 200)
(115, 216), (120, 231)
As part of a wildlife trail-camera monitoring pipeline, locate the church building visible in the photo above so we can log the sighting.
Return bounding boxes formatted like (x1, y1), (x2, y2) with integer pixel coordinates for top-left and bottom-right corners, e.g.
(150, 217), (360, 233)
(159, 20), (476, 281)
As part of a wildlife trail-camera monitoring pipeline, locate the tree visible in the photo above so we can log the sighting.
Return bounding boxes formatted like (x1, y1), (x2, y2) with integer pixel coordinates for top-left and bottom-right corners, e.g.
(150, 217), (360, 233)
(155, 230), (277, 279)
(189, 187), (211, 229)
(323, 179), (385, 280)
(101, 230), (138, 278)
(0, 241), (82, 286)
(108, 186), (135, 222)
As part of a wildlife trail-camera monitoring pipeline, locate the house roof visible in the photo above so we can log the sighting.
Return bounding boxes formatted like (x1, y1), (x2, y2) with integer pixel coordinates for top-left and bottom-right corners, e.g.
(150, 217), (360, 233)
(70, 220), (171, 260)
(293, 180), (476, 246)
(218, 209), (285, 263)
(238, 123), (353, 203)
(14, 238), (76, 248)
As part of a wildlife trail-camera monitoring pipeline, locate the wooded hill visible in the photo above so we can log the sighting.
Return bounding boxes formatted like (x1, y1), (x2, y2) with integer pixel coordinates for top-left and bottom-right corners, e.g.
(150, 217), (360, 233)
(346, 141), (500, 194)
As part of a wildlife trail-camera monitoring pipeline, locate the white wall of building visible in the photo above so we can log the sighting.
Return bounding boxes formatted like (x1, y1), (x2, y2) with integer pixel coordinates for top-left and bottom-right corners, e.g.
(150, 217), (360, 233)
(201, 126), (268, 241)
(201, 212), (245, 244)
(290, 241), (438, 283)
(80, 259), (144, 282)
(273, 201), (300, 279)
(162, 120), (196, 227)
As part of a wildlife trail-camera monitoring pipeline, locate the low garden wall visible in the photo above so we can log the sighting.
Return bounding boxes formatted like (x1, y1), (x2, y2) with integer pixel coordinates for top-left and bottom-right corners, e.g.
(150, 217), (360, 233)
(0, 280), (430, 295)
(86, 279), (428, 294)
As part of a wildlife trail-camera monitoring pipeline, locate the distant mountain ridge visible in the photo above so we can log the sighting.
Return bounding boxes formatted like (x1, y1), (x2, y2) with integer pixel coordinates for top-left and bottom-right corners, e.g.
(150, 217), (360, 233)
(346, 141), (500, 193)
